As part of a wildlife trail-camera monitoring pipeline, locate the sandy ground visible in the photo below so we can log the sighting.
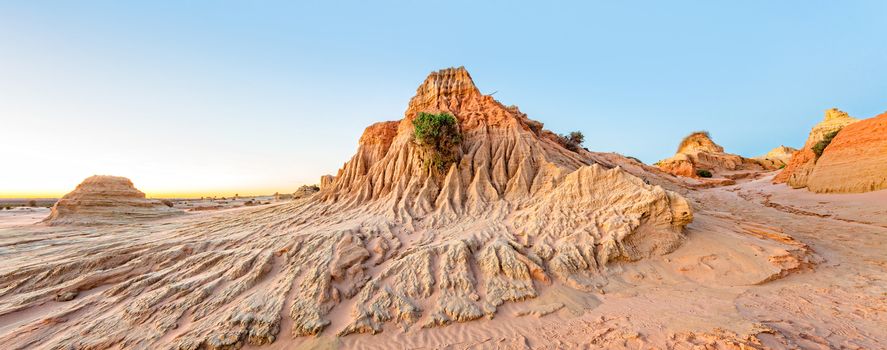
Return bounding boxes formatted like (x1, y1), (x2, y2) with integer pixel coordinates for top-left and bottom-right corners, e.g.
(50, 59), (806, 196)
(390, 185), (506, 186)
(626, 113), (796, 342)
(0, 180), (885, 349)
(733, 175), (887, 228)
(0, 208), (50, 229)
(266, 177), (886, 349)
(171, 196), (278, 212)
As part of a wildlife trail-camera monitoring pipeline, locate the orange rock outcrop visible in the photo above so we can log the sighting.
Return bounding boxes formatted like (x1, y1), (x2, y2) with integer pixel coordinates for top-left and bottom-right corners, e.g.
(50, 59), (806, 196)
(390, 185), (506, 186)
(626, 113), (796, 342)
(319, 174), (335, 190)
(774, 108), (859, 188)
(755, 145), (797, 168)
(806, 112), (887, 193)
(656, 131), (778, 179)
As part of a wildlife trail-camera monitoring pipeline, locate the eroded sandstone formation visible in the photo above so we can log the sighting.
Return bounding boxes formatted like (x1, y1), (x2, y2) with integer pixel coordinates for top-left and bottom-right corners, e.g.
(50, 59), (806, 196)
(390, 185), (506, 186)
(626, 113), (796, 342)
(0, 67), (693, 349)
(755, 145), (797, 168)
(656, 131), (778, 179)
(318, 175), (335, 191)
(807, 112), (887, 193)
(291, 185), (319, 199)
(774, 108), (859, 188)
(318, 67), (693, 335)
(42, 175), (182, 225)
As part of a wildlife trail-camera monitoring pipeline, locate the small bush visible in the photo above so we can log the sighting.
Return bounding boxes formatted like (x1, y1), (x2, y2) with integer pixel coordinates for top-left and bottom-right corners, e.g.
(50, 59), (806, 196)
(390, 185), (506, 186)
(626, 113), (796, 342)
(812, 129), (840, 159)
(557, 131), (585, 152)
(160, 199), (174, 208)
(696, 169), (713, 178)
(413, 112), (463, 173)
(27, 200), (37, 207)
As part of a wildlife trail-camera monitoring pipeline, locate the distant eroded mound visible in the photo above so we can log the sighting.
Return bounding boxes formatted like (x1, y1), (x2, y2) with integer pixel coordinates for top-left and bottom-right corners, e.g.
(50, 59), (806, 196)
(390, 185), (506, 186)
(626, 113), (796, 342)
(656, 131), (778, 180)
(43, 175), (182, 225)
(755, 145), (797, 168)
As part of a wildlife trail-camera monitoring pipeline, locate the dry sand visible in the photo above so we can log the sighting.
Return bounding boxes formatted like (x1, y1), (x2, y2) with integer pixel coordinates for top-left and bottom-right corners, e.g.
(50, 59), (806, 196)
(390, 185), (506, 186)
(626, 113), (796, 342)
(0, 208), (50, 230)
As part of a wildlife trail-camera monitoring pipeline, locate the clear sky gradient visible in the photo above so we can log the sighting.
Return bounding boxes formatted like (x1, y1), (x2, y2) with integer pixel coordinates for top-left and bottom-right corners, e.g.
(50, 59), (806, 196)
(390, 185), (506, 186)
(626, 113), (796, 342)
(2, 1), (885, 198)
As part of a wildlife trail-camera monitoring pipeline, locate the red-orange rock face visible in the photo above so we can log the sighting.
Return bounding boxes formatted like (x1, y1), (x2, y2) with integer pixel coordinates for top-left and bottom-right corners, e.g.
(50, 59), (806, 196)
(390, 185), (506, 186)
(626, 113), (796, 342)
(319, 174), (335, 191)
(774, 108), (859, 187)
(776, 148), (817, 188)
(358, 121), (399, 147)
(807, 112), (887, 193)
(400, 66), (538, 134)
(657, 154), (696, 178)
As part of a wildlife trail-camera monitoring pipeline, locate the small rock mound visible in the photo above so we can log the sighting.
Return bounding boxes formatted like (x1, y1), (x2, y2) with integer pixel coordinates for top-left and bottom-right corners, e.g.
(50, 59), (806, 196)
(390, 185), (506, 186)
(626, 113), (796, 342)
(657, 131), (777, 179)
(43, 175), (182, 225)
(807, 111), (887, 193)
(774, 108), (859, 188)
(292, 184), (320, 199)
(676, 131), (724, 154)
(755, 145), (798, 168)
(319, 175), (335, 191)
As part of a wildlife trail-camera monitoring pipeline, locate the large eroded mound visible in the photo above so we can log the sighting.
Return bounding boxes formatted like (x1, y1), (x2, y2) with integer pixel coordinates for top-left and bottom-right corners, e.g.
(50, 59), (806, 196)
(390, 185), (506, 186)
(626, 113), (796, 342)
(774, 108), (859, 188)
(0, 67), (693, 349)
(43, 175), (182, 225)
(807, 112), (887, 193)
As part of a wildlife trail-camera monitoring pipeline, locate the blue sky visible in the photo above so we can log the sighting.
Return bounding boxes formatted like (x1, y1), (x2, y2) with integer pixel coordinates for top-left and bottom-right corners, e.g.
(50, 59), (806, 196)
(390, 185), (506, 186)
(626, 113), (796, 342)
(1, 1), (885, 197)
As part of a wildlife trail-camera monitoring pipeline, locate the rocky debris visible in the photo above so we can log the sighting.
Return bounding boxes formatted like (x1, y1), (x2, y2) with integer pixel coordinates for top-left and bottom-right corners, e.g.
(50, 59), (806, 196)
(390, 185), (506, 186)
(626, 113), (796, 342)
(42, 175), (182, 225)
(514, 302), (564, 317)
(0, 67), (694, 348)
(656, 131), (778, 179)
(774, 108), (859, 188)
(666, 327), (777, 349)
(807, 111), (887, 193)
(755, 145), (797, 168)
(54, 290), (78, 302)
(292, 184), (320, 199)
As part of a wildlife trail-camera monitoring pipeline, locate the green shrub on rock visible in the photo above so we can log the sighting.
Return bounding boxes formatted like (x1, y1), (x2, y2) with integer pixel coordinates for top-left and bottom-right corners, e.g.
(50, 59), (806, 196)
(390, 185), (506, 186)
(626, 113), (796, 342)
(413, 112), (462, 173)
(812, 129), (840, 159)
(557, 131), (585, 152)
(696, 169), (713, 178)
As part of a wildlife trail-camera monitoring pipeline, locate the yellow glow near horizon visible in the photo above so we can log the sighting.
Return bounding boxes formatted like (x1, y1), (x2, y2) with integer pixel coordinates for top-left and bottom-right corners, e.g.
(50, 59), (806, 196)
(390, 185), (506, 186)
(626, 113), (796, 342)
(0, 111), (343, 200)
(0, 145), (328, 199)
(0, 185), (311, 199)
(0, 125), (328, 199)
(0, 183), (312, 199)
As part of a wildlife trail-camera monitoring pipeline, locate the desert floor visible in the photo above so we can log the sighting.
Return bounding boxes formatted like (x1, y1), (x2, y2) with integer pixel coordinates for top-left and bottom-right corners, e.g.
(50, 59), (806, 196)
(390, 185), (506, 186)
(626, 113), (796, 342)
(1, 174), (885, 349)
